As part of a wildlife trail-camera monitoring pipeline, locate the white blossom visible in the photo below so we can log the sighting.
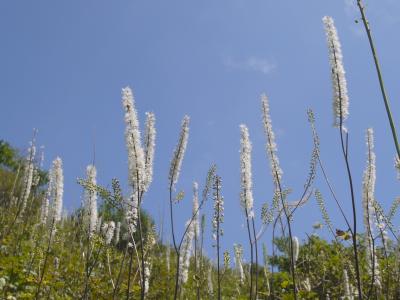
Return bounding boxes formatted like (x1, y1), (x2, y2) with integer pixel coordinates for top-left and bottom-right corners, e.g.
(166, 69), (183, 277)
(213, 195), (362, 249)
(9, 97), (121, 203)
(102, 221), (115, 245)
(343, 269), (353, 300)
(144, 260), (151, 295)
(207, 266), (214, 295)
(261, 94), (283, 189)
(96, 216), (102, 233)
(32, 146), (44, 187)
(212, 176), (224, 240)
(292, 236), (299, 265)
(233, 244), (245, 284)
(362, 128), (381, 288)
(362, 129), (376, 258)
(83, 164), (98, 237)
(192, 182), (200, 240)
(240, 124), (254, 218)
(122, 87), (145, 191)
(114, 221), (121, 245)
(322, 16), (349, 128)
(179, 220), (194, 284)
(41, 165), (52, 225)
(169, 115), (190, 187)
(49, 157), (63, 223)
(143, 112), (156, 192)
(125, 193), (138, 234)
(20, 142), (36, 214)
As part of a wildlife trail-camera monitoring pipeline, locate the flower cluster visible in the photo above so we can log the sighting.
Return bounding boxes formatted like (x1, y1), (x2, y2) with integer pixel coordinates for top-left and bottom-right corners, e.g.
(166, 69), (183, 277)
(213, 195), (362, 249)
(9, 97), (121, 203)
(322, 16), (349, 128)
(233, 244), (245, 283)
(212, 175), (224, 240)
(239, 124), (254, 218)
(169, 115), (190, 188)
(83, 164), (98, 237)
(261, 94), (283, 189)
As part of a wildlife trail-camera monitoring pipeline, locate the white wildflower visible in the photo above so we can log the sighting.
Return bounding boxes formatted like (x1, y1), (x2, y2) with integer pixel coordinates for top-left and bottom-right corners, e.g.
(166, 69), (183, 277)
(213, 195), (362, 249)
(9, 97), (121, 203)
(233, 244), (245, 284)
(192, 182), (200, 239)
(49, 157), (63, 223)
(212, 176), (224, 240)
(40, 166), (52, 224)
(343, 269), (353, 300)
(261, 94), (283, 189)
(20, 142), (36, 214)
(122, 87), (145, 191)
(362, 129), (375, 261)
(207, 266), (214, 295)
(179, 220), (194, 284)
(144, 260), (151, 295)
(240, 124), (254, 218)
(102, 221), (115, 245)
(114, 221), (121, 245)
(83, 164), (98, 237)
(32, 146), (44, 187)
(322, 16), (349, 127)
(125, 193), (138, 234)
(292, 236), (299, 265)
(169, 115), (190, 187)
(143, 112), (156, 192)
(96, 216), (102, 233)
(362, 128), (381, 287)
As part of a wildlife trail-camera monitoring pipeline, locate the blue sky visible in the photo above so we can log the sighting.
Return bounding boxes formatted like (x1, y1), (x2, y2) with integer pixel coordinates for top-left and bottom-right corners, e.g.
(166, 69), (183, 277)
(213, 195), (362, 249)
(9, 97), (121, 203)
(1, 0), (399, 260)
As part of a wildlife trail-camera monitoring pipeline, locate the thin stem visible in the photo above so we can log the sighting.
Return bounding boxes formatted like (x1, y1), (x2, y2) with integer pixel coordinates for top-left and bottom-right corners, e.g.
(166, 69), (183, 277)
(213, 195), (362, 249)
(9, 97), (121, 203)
(107, 250), (116, 290)
(357, 0), (400, 160)
(113, 244), (129, 299)
(137, 199), (146, 300)
(244, 207), (254, 300)
(330, 33), (362, 298)
(126, 249), (134, 299)
(216, 177), (221, 300)
(276, 172), (297, 300)
(35, 218), (55, 300)
(251, 217), (259, 299)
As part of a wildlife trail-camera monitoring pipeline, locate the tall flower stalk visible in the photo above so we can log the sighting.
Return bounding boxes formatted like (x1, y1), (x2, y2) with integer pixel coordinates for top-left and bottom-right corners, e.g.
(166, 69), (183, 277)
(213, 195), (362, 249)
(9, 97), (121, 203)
(234, 244), (245, 284)
(356, 0), (400, 161)
(122, 86), (155, 300)
(20, 141), (36, 215)
(323, 16), (362, 299)
(35, 157), (63, 300)
(143, 112), (156, 192)
(261, 94), (297, 299)
(239, 124), (256, 299)
(168, 116), (216, 299)
(192, 182), (201, 300)
(179, 220), (194, 286)
(168, 115), (190, 299)
(83, 164), (98, 238)
(212, 175), (224, 300)
(362, 129), (382, 296)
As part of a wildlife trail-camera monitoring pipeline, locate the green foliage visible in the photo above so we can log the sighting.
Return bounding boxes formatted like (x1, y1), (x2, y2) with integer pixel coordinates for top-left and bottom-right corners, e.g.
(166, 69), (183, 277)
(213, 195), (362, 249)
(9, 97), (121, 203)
(1, 140), (399, 299)
(0, 140), (19, 171)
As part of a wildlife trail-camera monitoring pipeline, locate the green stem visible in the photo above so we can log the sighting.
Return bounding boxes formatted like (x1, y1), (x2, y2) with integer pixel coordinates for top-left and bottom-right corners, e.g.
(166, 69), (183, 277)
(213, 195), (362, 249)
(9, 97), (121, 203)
(357, 0), (400, 160)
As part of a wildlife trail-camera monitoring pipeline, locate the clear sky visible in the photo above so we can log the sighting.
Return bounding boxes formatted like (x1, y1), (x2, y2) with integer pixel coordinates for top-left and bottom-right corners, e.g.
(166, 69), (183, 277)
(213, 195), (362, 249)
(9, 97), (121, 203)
(1, 0), (399, 260)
